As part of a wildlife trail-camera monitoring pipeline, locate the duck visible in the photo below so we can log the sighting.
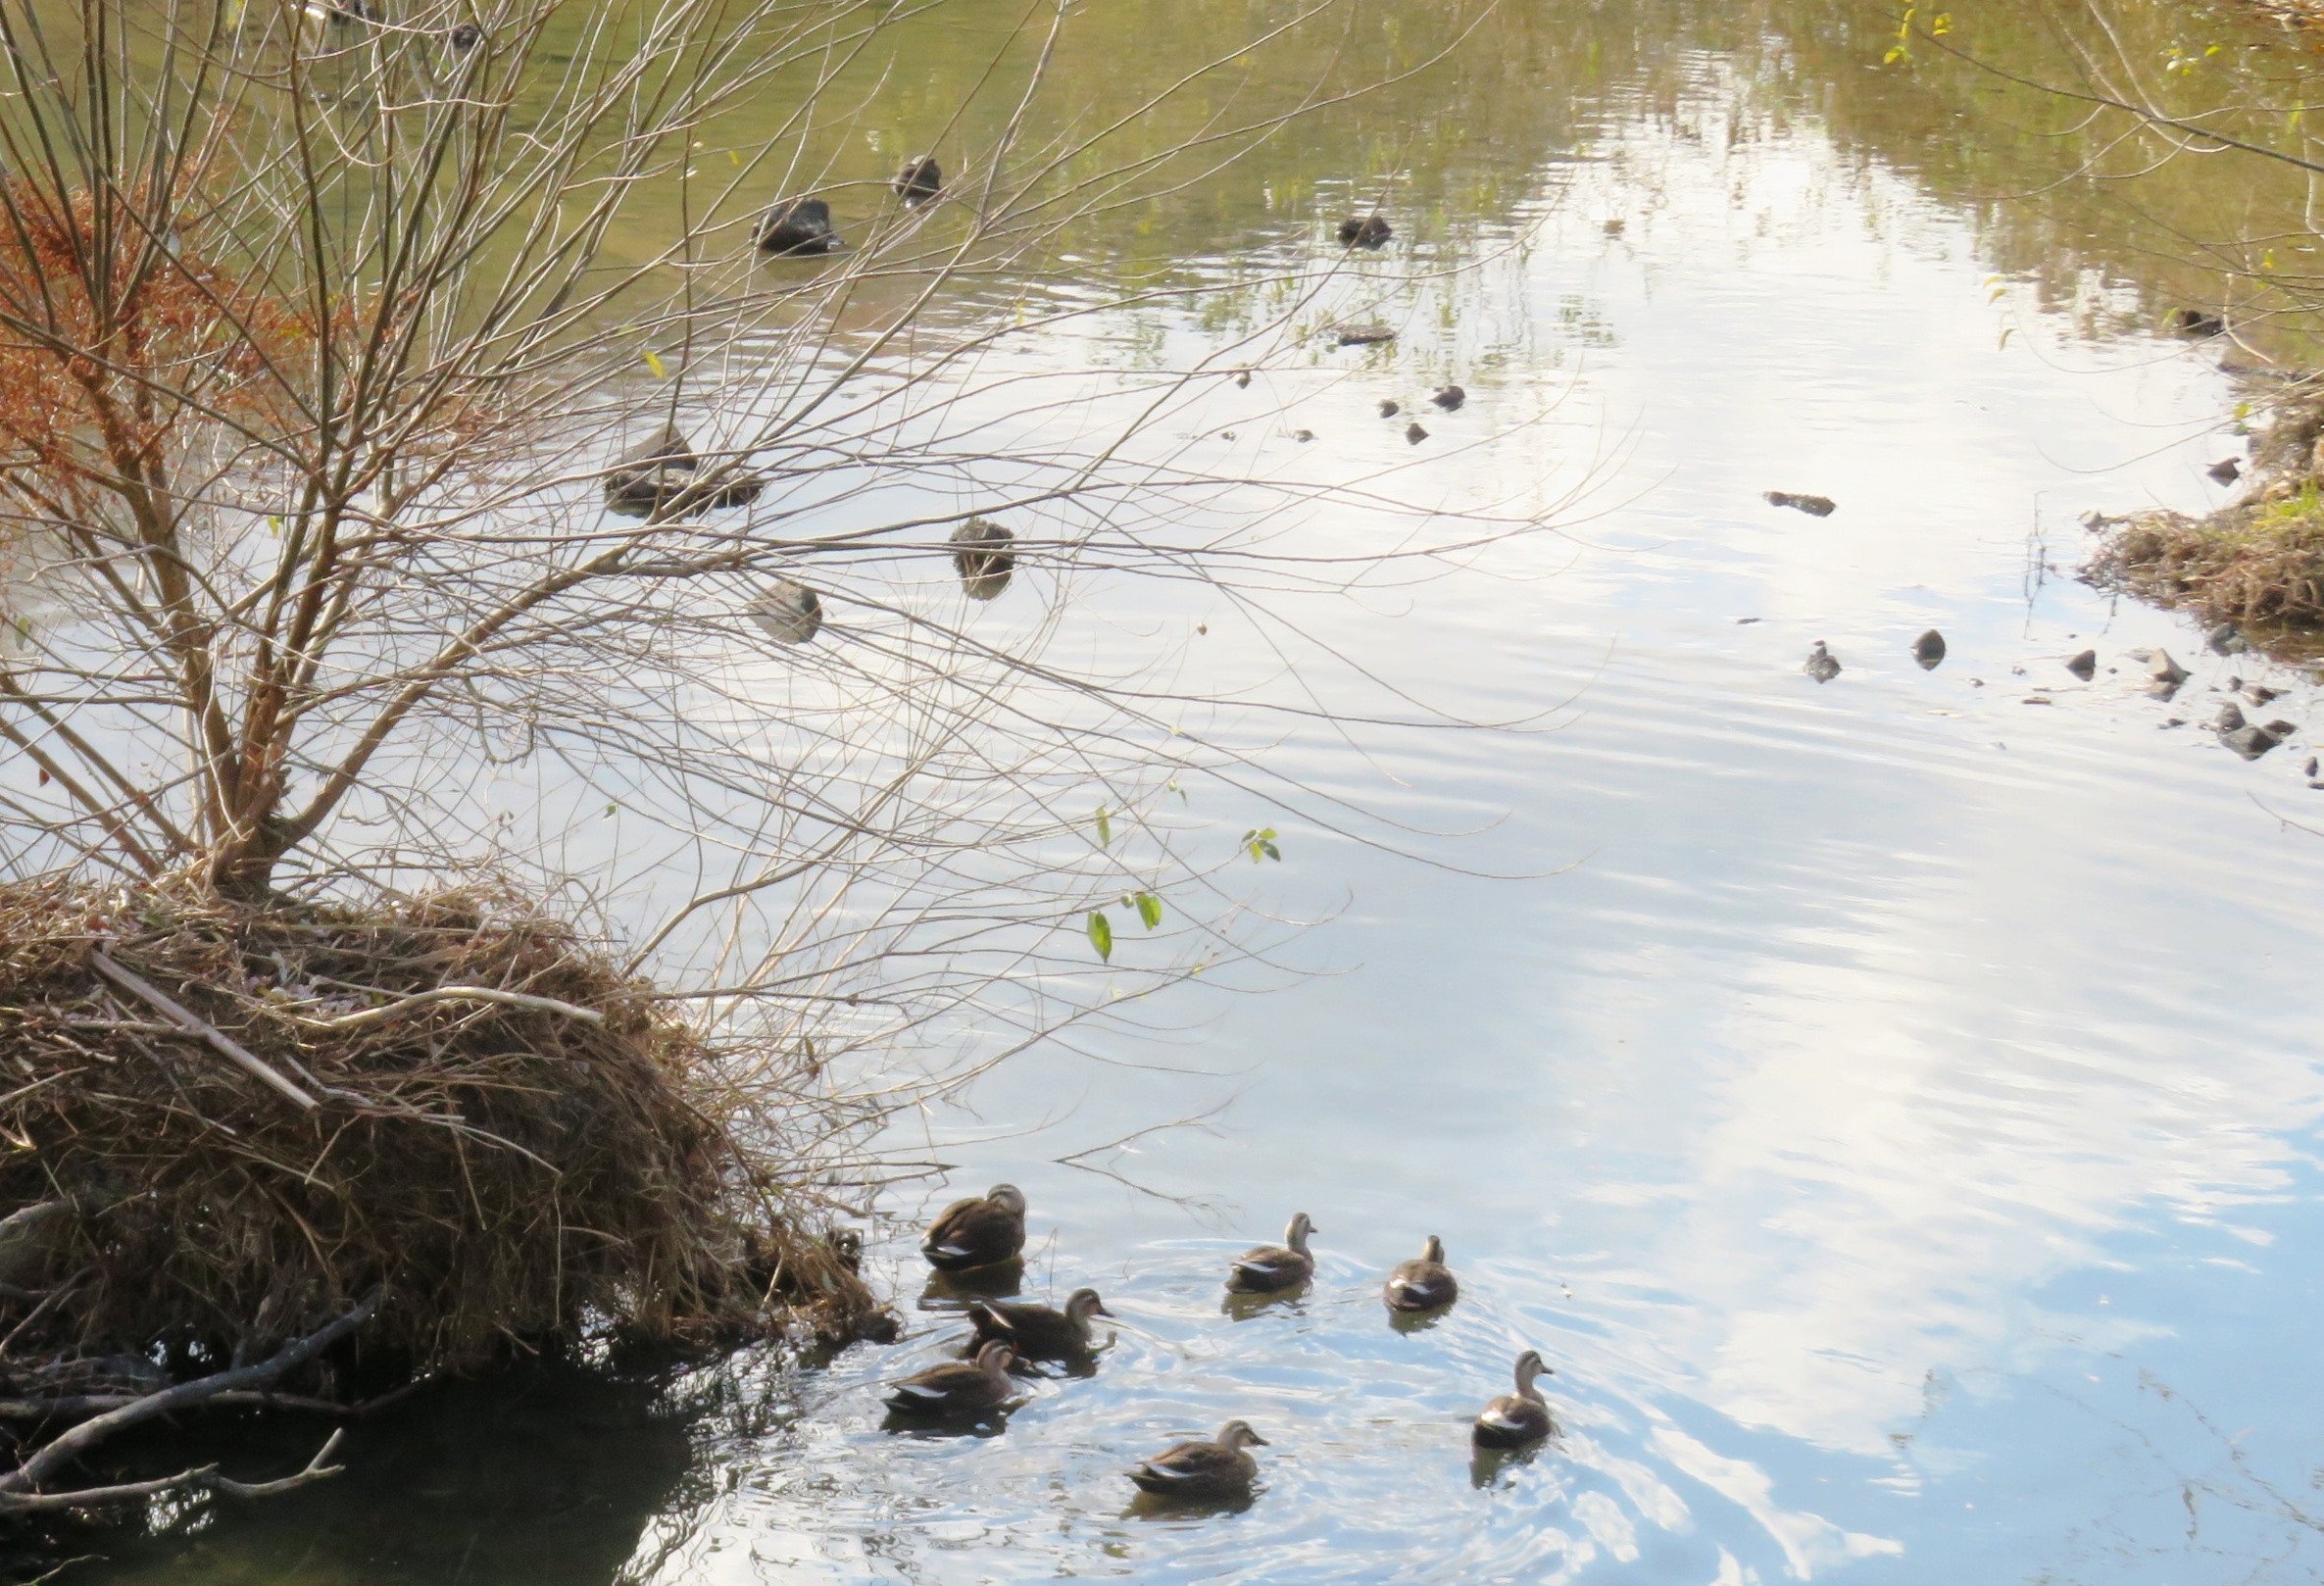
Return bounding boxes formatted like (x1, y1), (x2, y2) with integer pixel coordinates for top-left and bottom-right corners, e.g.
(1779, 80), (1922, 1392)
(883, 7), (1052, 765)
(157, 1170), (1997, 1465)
(1382, 1234), (1458, 1313)
(1128, 1419), (1268, 1500)
(1803, 641), (1841, 683)
(1405, 421), (1428, 446)
(1378, 399), (1400, 418)
(884, 1339), (1017, 1415)
(758, 196), (841, 255)
(1337, 215), (1392, 249)
(1910, 628), (1946, 670)
(1226, 1212), (1315, 1293)
(894, 155), (942, 203)
(919, 1183), (1028, 1271)
(1430, 384), (1466, 412)
(966, 1287), (1112, 1361)
(1471, 1349), (1555, 1449)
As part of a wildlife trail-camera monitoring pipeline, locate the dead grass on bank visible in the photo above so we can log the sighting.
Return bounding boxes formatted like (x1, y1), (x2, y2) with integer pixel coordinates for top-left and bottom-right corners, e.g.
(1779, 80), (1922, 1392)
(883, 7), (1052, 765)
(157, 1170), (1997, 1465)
(2092, 488), (2324, 633)
(0, 877), (878, 1398)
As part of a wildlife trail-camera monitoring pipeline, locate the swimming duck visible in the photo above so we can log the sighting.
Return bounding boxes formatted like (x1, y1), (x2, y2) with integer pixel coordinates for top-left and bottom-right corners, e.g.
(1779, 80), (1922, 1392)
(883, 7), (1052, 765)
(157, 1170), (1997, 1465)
(1910, 629), (1946, 670)
(1430, 384), (1466, 412)
(1128, 1419), (1268, 1500)
(894, 155), (942, 203)
(1337, 215), (1392, 249)
(1382, 1234), (1458, 1313)
(920, 1183), (1028, 1271)
(1471, 1349), (1555, 1448)
(758, 196), (840, 255)
(1226, 1212), (1315, 1293)
(966, 1288), (1112, 1361)
(884, 1339), (1017, 1415)
(1803, 641), (1841, 683)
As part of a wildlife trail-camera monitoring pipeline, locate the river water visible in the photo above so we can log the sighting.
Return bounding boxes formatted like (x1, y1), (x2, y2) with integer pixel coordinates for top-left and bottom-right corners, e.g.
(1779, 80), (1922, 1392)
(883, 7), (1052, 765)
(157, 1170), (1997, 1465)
(86, 1), (2324, 1582)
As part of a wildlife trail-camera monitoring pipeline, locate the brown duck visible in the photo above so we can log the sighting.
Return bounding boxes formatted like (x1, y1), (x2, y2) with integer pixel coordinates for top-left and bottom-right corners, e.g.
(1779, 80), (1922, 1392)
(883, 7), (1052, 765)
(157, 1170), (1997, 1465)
(1226, 1212), (1315, 1294)
(1128, 1419), (1268, 1500)
(1383, 1234), (1458, 1313)
(920, 1183), (1027, 1271)
(885, 1339), (1017, 1415)
(1471, 1349), (1555, 1448)
(967, 1288), (1112, 1361)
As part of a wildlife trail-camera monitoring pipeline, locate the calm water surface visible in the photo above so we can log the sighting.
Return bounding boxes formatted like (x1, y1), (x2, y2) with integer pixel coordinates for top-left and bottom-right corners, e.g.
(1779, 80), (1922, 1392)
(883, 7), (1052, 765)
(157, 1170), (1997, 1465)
(90, 2), (2324, 1582)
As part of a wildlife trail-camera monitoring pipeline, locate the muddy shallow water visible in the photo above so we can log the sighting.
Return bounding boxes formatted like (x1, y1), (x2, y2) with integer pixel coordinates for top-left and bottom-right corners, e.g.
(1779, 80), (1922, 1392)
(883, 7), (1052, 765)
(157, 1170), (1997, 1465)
(78, 1), (2324, 1582)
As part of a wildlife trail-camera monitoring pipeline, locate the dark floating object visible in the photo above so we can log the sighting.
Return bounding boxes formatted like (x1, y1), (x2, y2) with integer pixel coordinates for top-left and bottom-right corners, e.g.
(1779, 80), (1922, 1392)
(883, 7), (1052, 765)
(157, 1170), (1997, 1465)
(1383, 1234), (1458, 1313)
(1225, 1211), (1315, 1294)
(1337, 215), (1392, 249)
(1293, 428), (1315, 443)
(893, 155), (942, 203)
(1911, 629), (1947, 669)
(2224, 723), (2284, 760)
(2208, 457), (2243, 485)
(1335, 322), (1395, 347)
(1378, 399), (1400, 418)
(1129, 1419), (1268, 1501)
(747, 578), (822, 646)
(950, 518), (1016, 601)
(2065, 648), (2098, 681)
(447, 21), (480, 48)
(1430, 384), (1466, 412)
(967, 1288), (1112, 1361)
(920, 1183), (1028, 1272)
(885, 1339), (1017, 1415)
(2173, 308), (2227, 338)
(1472, 1350), (1556, 1449)
(1804, 640), (1841, 683)
(606, 425), (764, 517)
(1764, 490), (1836, 517)
(1405, 421), (1428, 445)
(757, 196), (840, 255)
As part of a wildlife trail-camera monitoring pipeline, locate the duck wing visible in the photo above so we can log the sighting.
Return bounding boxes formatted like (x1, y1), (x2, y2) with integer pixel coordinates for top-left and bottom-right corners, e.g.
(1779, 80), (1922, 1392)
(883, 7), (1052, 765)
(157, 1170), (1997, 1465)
(1385, 1259), (1457, 1310)
(1130, 1442), (1240, 1492)
(920, 1196), (994, 1263)
(1472, 1394), (1552, 1446)
(885, 1361), (990, 1410)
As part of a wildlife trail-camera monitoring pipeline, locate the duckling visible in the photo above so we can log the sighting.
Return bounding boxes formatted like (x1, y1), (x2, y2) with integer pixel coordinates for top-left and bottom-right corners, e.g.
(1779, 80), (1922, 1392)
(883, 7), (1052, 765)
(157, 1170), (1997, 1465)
(1337, 215), (1392, 249)
(919, 1183), (1028, 1271)
(894, 155), (942, 203)
(1226, 1212), (1315, 1293)
(1382, 1234), (1458, 1313)
(884, 1339), (1017, 1415)
(966, 1287), (1112, 1361)
(1128, 1419), (1268, 1500)
(1471, 1349), (1555, 1449)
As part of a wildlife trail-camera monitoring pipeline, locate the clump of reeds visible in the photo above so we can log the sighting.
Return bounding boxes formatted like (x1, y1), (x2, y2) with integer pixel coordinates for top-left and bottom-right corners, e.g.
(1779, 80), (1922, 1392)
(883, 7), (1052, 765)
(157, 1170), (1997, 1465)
(0, 877), (879, 1392)
(2095, 492), (2324, 634)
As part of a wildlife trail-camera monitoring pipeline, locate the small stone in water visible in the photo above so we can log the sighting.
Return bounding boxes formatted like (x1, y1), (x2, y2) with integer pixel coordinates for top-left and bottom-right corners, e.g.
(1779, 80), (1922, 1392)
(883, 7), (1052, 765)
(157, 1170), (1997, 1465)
(2307, 756), (2319, 778)
(2208, 457), (2242, 484)
(1911, 629), (1947, 669)
(2246, 683), (2283, 704)
(1431, 384), (1466, 412)
(1764, 490), (1836, 517)
(1406, 421), (1429, 445)
(2065, 649), (2098, 680)
(2216, 701), (2247, 732)
(1379, 399), (1400, 418)
(2223, 723), (2283, 760)
(2132, 648), (2190, 696)
(1294, 429), (1315, 443)
(2267, 719), (2299, 737)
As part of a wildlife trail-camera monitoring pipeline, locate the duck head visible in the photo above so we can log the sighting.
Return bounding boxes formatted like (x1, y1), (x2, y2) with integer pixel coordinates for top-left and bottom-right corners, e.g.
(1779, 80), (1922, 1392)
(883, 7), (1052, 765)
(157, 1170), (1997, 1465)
(975, 1339), (1016, 1377)
(1066, 1288), (1113, 1325)
(1284, 1212), (1316, 1252)
(1513, 1349), (1553, 1400)
(1215, 1419), (1269, 1450)
(1420, 1234), (1445, 1264)
(986, 1184), (1027, 1215)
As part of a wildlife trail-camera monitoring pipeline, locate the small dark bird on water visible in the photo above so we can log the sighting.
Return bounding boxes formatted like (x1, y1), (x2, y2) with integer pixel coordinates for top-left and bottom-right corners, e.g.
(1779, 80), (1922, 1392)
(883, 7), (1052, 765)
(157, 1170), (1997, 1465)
(1430, 384), (1466, 412)
(885, 1340), (1017, 1416)
(1337, 215), (1392, 248)
(1129, 1420), (1268, 1501)
(757, 197), (840, 255)
(1911, 629), (1947, 670)
(1383, 1234), (1459, 1313)
(1405, 421), (1428, 445)
(2209, 457), (2242, 484)
(2173, 308), (2227, 338)
(1379, 399), (1400, 418)
(1472, 1351), (1555, 1449)
(1805, 641), (1841, 683)
(447, 21), (480, 48)
(967, 1289), (1113, 1361)
(1226, 1212), (1316, 1294)
(893, 155), (942, 203)
(919, 1183), (1027, 1271)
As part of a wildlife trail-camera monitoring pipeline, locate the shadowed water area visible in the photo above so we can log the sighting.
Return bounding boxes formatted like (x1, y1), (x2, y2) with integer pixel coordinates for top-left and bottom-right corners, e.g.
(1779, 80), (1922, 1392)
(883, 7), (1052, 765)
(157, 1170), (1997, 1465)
(72, 0), (2324, 1581)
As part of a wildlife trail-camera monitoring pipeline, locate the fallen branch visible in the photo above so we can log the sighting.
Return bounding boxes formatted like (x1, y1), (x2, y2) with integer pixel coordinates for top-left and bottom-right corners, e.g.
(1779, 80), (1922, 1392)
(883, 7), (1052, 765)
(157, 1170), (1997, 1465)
(307, 983), (607, 1032)
(88, 951), (319, 1111)
(1, 1289), (378, 1496)
(0, 1427), (348, 1514)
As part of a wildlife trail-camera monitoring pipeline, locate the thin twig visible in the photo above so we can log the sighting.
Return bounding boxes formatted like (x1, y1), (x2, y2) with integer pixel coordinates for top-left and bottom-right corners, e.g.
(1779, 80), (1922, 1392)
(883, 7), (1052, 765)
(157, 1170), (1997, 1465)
(88, 950), (319, 1111)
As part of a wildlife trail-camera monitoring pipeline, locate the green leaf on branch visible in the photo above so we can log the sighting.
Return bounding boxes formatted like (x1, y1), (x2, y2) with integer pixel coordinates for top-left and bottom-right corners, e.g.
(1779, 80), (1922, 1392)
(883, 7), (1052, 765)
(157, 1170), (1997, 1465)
(1087, 911), (1113, 961)
(1094, 805), (1113, 848)
(1240, 827), (1281, 864)
(1133, 892), (1163, 929)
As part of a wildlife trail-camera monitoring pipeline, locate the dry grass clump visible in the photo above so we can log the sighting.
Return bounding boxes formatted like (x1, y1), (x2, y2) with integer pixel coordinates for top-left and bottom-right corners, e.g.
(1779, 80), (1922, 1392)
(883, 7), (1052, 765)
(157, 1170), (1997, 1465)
(2093, 488), (2324, 628)
(0, 878), (877, 1392)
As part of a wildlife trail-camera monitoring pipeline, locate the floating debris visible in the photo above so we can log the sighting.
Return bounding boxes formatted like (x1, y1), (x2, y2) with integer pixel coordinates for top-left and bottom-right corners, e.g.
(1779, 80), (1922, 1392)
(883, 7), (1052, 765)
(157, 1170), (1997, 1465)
(2065, 649), (2098, 680)
(1335, 323), (1396, 347)
(1910, 629), (1947, 669)
(1764, 490), (1836, 517)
